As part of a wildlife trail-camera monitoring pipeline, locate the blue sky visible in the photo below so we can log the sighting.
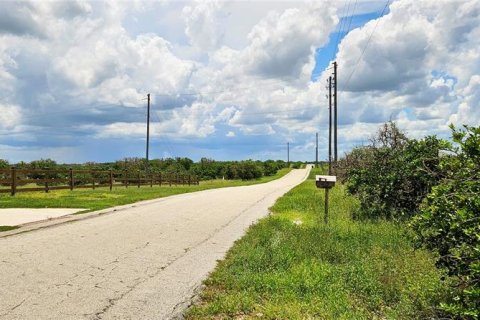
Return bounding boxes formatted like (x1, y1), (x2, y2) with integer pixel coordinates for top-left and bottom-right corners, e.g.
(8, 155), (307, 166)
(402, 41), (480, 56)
(0, 0), (479, 164)
(312, 10), (387, 81)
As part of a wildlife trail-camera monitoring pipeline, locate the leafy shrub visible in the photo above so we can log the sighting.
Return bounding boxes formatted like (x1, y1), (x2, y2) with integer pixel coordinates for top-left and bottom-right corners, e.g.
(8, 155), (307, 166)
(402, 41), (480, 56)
(263, 160), (279, 176)
(0, 159), (9, 169)
(0, 159), (9, 186)
(412, 125), (480, 319)
(237, 161), (263, 180)
(27, 158), (62, 184)
(344, 122), (448, 220)
(28, 158), (58, 170)
(225, 163), (239, 179)
(290, 161), (304, 169)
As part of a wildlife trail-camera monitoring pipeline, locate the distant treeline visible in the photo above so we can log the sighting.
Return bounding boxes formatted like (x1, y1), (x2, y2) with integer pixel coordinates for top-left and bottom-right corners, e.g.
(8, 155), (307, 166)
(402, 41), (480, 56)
(0, 158), (305, 181)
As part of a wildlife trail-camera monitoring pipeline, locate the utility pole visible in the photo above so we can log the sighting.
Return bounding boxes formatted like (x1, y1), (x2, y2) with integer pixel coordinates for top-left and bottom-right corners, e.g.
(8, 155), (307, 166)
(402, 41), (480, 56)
(315, 132), (318, 168)
(146, 93), (150, 172)
(287, 142), (290, 167)
(328, 76), (332, 175)
(333, 61), (338, 162)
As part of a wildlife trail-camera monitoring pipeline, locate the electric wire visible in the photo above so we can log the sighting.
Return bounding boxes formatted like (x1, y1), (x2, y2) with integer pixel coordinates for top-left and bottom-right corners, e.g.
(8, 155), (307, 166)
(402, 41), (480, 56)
(343, 0), (391, 90)
(331, 0), (351, 61)
(151, 110), (176, 158)
(345, 0), (359, 35)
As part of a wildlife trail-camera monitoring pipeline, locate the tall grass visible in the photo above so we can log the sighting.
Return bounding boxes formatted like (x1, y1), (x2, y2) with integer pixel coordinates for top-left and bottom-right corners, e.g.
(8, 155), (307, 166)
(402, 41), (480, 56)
(186, 167), (449, 319)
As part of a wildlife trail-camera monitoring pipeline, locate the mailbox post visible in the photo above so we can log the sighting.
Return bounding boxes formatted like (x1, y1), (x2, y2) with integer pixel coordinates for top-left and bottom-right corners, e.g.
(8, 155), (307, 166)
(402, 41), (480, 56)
(315, 175), (336, 224)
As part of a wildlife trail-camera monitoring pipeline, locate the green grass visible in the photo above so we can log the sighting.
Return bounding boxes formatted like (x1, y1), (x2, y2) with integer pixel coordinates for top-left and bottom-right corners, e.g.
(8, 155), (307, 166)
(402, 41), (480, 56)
(0, 225), (19, 232)
(0, 168), (292, 213)
(185, 167), (450, 319)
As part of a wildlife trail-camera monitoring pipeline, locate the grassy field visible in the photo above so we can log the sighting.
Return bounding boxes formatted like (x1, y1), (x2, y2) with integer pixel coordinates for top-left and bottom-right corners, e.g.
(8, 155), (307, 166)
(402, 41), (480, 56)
(0, 168), (292, 213)
(185, 168), (449, 319)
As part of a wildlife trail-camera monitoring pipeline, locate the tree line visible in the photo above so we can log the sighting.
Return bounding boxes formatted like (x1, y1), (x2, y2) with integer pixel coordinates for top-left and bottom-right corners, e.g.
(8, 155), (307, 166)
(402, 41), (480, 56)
(337, 122), (479, 319)
(0, 158), (304, 181)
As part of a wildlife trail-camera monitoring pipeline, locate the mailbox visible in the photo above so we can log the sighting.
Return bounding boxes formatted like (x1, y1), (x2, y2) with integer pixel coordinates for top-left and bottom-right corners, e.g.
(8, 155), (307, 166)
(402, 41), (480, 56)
(315, 175), (336, 189)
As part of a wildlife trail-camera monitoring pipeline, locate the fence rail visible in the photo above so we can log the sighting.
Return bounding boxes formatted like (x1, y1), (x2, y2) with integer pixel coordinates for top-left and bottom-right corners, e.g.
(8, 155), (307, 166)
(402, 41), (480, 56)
(0, 168), (199, 196)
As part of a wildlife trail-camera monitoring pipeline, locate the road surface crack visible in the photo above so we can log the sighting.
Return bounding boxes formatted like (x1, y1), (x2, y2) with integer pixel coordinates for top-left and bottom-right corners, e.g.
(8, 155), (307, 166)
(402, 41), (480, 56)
(0, 297), (28, 317)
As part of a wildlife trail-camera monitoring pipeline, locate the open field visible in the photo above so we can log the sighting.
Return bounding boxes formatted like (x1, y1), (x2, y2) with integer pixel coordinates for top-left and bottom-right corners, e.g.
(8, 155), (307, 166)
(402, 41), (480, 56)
(185, 168), (450, 319)
(0, 169), (292, 214)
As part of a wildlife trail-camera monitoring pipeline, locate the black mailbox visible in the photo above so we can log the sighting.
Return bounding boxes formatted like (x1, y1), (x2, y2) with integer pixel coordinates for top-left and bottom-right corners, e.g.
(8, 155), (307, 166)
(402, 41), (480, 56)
(315, 175), (336, 189)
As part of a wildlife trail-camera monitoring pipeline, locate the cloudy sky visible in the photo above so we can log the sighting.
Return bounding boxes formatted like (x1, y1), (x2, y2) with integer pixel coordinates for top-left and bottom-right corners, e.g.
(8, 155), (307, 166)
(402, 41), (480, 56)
(0, 0), (479, 163)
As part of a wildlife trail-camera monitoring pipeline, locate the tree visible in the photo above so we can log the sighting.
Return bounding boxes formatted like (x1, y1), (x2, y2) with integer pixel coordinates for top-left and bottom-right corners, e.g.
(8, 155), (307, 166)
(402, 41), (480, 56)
(237, 160), (263, 180)
(263, 160), (278, 176)
(225, 163), (239, 179)
(412, 125), (480, 318)
(0, 159), (9, 186)
(176, 157), (194, 171)
(345, 122), (448, 220)
(29, 158), (58, 169)
(0, 159), (9, 169)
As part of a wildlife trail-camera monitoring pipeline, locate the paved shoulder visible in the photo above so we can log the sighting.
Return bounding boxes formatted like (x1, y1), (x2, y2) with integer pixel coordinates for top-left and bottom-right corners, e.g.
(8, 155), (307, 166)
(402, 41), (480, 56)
(0, 168), (309, 319)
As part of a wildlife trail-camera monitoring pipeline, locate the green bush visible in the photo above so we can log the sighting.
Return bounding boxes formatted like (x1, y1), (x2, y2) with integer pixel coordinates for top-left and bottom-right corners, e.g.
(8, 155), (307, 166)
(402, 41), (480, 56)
(0, 159), (9, 169)
(0, 159), (9, 186)
(28, 158), (58, 170)
(412, 125), (480, 319)
(224, 163), (239, 179)
(344, 122), (448, 220)
(237, 160), (263, 180)
(290, 161), (304, 169)
(263, 160), (279, 176)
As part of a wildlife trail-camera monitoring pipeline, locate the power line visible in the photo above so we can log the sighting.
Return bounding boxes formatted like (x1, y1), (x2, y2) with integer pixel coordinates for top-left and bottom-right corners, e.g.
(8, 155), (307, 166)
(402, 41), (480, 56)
(5, 76), (331, 140)
(155, 90), (226, 97)
(14, 81), (297, 122)
(153, 80), (295, 99)
(0, 105), (325, 138)
(344, 0), (391, 90)
(331, 0), (351, 61)
(154, 105), (319, 117)
(151, 109), (177, 158)
(345, 0), (359, 35)
(15, 102), (126, 121)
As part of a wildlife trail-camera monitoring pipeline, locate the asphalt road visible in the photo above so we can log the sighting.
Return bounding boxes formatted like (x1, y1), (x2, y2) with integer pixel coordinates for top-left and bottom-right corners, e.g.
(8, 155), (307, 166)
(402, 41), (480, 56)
(0, 167), (309, 320)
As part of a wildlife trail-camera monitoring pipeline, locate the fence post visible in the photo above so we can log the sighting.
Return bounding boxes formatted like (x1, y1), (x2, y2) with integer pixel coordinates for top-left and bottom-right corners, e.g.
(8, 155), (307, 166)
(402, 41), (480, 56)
(188, 174), (191, 186)
(69, 168), (74, 191)
(45, 167), (49, 193)
(92, 171), (95, 190)
(10, 167), (16, 196)
(169, 173), (172, 187)
(109, 170), (113, 191)
(124, 170), (128, 188)
(137, 171), (141, 188)
(159, 172), (162, 186)
(150, 173), (153, 187)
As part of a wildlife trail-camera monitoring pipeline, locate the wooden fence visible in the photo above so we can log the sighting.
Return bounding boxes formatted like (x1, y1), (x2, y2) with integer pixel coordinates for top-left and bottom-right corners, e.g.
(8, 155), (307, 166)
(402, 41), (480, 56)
(0, 168), (199, 196)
